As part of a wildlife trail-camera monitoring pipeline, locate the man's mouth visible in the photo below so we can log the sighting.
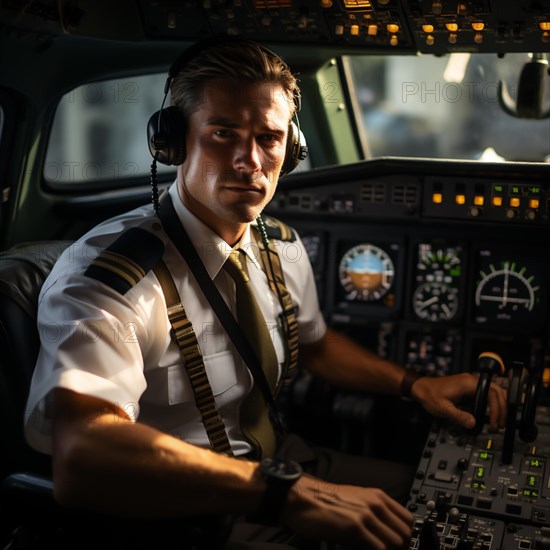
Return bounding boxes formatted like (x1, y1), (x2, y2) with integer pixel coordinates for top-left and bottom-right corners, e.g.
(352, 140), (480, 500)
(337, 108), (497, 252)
(224, 184), (263, 193)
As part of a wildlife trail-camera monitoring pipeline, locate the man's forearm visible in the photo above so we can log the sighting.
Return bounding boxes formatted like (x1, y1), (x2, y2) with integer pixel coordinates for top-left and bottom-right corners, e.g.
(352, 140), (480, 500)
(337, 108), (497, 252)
(300, 328), (406, 395)
(52, 390), (263, 518)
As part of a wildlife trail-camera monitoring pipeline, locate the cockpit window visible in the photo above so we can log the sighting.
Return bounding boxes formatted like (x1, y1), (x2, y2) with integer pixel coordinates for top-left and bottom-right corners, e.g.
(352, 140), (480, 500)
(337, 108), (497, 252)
(44, 73), (176, 189)
(346, 53), (550, 163)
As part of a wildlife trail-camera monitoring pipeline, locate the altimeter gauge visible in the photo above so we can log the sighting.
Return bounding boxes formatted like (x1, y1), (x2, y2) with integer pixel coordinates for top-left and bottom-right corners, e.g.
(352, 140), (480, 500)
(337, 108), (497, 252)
(412, 242), (463, 322)
(412, 283), (459, 321)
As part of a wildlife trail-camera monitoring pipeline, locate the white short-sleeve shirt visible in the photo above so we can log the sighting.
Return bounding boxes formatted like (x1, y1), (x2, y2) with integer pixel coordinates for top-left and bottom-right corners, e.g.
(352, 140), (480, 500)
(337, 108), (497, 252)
(25, 183), (326, 456)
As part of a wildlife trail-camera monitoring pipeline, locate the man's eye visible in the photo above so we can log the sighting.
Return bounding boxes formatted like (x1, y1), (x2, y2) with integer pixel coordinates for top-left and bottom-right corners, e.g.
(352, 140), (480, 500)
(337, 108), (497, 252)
(214, 129), (234, 138)
(259, 134), (278, 142)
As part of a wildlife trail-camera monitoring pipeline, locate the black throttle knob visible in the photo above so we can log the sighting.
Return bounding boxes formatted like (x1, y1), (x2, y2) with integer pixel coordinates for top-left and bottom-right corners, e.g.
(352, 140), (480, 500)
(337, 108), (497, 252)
(469, 352), (505, 436)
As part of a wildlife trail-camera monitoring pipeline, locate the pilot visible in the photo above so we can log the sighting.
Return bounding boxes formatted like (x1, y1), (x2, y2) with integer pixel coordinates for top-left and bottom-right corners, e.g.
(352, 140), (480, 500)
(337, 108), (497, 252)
(24, 38), (507, 549)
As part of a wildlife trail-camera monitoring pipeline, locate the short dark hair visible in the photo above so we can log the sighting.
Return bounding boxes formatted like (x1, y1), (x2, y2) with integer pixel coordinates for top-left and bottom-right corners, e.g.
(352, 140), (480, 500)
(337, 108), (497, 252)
(170, 40), (300, 122)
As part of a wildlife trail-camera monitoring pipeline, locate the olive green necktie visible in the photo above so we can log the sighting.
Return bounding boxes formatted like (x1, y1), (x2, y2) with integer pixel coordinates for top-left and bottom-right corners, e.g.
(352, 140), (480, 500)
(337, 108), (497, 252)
(224, 249), (278, 458)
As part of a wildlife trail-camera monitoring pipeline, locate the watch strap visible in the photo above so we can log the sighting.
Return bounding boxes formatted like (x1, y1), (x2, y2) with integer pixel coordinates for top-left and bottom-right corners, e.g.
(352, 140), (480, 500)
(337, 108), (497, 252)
(255, 458), (302, 525)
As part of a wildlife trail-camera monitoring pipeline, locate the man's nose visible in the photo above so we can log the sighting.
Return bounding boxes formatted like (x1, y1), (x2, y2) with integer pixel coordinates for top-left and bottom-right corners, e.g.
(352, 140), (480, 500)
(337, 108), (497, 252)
(234, 139), (261, 172)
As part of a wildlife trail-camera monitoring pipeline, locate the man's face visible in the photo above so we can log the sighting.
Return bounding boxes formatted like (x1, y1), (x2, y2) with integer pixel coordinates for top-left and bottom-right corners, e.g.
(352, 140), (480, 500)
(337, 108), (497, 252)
(178, 77), (292, 242)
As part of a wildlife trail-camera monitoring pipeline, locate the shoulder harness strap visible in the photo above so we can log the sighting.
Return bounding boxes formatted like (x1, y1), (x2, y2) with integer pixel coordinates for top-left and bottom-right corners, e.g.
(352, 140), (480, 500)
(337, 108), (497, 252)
(84, 227), (164, 294)
(259, 215), (297, 243)
(253, 217), (299, 395)
(153, 260), (234, 457)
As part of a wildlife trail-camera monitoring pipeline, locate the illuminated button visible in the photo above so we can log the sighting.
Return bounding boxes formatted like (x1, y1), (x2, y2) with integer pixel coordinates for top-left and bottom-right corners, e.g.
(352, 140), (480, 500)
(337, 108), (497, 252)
(426, 34), (435, 45)
(455, 194), (466, 205)
(387, 23), (399, 33)
(529, 198), (540, 209)
(367, 24), (378, 36)
(526, 475), (538, 487)
(474, 195), (485, 206)
(432, 193), (443, 204)
(335, 24), (345, 35)
(350, 24), (360, 35)
(475, 467), (485, 478)
(510, 197), (520, 208)
(390, 35), (399, 46)
(530, 458), (542, 468)
(472, 22), (485, 31)
(479, 451), (491, 461)
(422, 24), (434, 33)
(540, 22), (550, 31)
(320, 0), (333, 7)
(446, 23), (458, 32)
(492, 196), (503, 207)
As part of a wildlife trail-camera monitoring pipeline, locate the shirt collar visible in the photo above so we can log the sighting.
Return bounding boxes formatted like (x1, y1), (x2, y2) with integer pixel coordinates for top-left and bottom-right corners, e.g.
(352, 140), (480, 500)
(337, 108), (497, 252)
(167, 182), (263, 280)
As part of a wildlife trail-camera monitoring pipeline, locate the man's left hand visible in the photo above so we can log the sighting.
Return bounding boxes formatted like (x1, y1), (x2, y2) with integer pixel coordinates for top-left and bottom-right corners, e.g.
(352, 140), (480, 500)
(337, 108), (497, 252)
(410, 373), (507, 431)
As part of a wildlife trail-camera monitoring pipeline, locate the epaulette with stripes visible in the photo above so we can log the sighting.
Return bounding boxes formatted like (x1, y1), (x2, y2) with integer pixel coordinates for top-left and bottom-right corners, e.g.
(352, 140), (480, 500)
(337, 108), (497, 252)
(85, 227), (165, 295)
(260, 216), (297, 242)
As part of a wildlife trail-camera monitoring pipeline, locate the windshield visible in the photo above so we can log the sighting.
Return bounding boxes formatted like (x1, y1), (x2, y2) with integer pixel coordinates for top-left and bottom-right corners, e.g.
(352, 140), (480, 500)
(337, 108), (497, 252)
(346, 53), (550, 163)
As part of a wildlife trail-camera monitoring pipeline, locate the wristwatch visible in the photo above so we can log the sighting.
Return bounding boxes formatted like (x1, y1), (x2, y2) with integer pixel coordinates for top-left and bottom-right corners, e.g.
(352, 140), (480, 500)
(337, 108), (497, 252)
(256, 456), (303, 525)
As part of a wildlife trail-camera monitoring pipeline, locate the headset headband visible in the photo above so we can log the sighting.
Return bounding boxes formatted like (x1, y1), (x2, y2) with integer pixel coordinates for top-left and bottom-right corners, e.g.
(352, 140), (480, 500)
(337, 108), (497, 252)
(164, 35), (301, 113)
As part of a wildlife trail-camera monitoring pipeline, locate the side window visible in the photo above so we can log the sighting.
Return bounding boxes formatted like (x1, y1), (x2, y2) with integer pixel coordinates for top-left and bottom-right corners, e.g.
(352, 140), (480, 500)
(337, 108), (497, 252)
(44, 74), (176, 189)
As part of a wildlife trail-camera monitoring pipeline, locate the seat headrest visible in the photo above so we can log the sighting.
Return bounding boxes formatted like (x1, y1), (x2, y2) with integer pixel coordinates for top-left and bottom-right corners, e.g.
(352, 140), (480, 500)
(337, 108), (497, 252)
(0, 242), (72, 319)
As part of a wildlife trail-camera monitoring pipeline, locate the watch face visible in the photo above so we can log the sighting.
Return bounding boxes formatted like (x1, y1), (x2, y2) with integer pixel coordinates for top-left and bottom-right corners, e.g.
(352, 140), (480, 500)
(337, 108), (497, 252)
(261, 457), (303, 481)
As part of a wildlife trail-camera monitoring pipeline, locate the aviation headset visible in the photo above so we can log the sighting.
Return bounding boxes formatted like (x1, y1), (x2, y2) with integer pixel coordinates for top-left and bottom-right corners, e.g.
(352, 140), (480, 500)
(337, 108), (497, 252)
(147, 36), (308, 176)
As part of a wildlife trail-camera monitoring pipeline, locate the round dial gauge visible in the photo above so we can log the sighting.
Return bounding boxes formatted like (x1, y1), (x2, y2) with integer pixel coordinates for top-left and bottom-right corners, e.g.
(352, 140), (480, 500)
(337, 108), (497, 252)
(413, 243), (462, 322)
(475, 261), (539, 312)
(412, 283), (459, 321)
(416, 246), (461, 285)
(339, 244), (395, 301)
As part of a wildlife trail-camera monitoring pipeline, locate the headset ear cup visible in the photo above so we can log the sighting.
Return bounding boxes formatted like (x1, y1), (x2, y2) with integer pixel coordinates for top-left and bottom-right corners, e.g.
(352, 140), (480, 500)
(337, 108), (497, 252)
(147, 106), (187, 166)
(280, 120), (308, 177)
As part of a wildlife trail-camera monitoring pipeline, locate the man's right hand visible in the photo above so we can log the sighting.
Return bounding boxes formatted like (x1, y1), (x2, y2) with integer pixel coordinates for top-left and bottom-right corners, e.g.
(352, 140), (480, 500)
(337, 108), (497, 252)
(282, 475), (413, 549)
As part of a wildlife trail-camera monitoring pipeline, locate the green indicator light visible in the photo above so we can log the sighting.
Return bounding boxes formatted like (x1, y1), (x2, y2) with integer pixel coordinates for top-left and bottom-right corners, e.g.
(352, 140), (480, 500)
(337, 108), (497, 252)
(476, 467), (485, 478)
(527, 475), (537, 487)
(530, 459), (541, 468)
(479, 452), (490, 460)
(523, 489), (532, 497)
(510, 186), (520, 195)
(493, 185), (504, 192)
(529, 186), (541, 195)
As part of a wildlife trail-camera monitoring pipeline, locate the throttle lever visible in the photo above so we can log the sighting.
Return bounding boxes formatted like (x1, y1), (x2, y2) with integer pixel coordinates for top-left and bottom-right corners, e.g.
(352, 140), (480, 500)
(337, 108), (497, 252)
(468, 352), (505, 436)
